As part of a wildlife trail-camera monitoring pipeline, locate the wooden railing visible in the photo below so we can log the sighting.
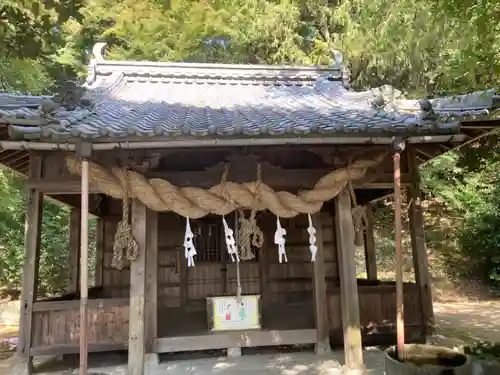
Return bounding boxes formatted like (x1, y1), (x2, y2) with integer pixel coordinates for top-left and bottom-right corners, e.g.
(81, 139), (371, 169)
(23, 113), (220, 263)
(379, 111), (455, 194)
(30, 298), (129, 356)
(327, 282), (424, 344)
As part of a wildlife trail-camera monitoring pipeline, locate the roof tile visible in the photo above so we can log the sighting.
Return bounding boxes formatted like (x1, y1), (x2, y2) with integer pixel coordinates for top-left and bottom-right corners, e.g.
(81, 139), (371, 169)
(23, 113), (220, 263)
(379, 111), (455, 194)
(1, 58), (498, 142)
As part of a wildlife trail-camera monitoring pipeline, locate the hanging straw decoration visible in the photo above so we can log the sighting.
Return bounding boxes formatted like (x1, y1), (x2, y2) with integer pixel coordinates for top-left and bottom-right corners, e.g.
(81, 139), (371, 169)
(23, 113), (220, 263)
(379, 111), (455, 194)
(346, 160), (368, 247)
(275, 216), (287, 263)
(307, 214), (318, 262)
(183, 217), (197, 267)
(238, 163), (265, 260)
(111, 169), (139, 270)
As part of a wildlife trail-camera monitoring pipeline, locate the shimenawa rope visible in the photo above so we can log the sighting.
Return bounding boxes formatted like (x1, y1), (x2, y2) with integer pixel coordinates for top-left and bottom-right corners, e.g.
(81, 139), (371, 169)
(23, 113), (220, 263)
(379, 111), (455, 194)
(66, 153), (386, 219)
(68, 152), (386, 268)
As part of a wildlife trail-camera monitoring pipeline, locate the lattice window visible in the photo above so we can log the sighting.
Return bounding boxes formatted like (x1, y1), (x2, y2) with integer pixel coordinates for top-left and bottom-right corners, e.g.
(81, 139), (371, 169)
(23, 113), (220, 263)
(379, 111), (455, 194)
(190, 213), (260, 263)
(192, 215), (223, 263)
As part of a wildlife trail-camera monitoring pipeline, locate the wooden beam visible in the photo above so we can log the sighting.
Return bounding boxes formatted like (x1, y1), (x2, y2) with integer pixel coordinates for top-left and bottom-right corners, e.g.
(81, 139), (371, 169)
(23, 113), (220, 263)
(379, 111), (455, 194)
(408, 146), (435, 336)
(17, 154), (43, 374)
(311, 212), (331, 354)
(26, 179), (101, 194)
(67, 208), (81, 294)
(29, 343), (125, 357)
(364, 204), (377, 280)
(94, 218), (104, 287)
(129, 199), (148, 375)
(335, 188), (364, 372)
(145, 208), (158, 353)
(154, 329), (317, 353)
(26, 171), (411, 192)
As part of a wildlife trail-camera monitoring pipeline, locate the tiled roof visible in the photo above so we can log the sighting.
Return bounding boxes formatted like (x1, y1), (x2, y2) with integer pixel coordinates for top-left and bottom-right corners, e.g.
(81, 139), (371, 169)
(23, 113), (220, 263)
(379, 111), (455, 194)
(1, 44), (499, 143)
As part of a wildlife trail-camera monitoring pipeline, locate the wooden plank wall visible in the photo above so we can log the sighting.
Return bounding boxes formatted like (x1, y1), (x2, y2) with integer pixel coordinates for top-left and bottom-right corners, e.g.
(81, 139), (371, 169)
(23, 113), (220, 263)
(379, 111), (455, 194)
(100, 211), (338, 309)
(327, 283), (424, 344)
(157, 213), (182, 308)
(31, 300), (129, 350)
(102, 216), (130, 297)
(266, 212), (337, 302)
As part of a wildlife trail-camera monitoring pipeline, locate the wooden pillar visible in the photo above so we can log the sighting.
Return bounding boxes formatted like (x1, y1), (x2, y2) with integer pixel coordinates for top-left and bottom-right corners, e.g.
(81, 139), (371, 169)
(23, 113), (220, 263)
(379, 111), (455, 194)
(363, 204), (377, 281)
(335, 188), (364, 373)
(17, 154), (43, 374)
(129, 200), (148, 375)
(145, 209), (158, 353)
(67, 208), (81, 293)
(311, 212), (331, 354)
(94, 218), (104, 287)
(79, 159), (90, 375)
(408, 147), (435, 335)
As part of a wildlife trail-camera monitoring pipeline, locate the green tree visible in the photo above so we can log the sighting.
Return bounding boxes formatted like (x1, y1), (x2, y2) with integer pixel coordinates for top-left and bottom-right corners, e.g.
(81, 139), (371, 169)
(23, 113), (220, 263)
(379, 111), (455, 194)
(1, 0), (499, 293)
(0, 168), (70, 295)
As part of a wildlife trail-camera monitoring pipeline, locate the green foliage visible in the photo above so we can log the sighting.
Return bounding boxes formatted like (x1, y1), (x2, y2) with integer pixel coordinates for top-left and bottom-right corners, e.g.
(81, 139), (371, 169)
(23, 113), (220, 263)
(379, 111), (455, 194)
(1, 0), (499, 294)
(58, 0), (500, 95)
(420, 143), (500, 287)
(464, 341), (500, 361)
(0, 0), (83, 59)
(0, 168), (70, 295)
(0, 58), (53, 94)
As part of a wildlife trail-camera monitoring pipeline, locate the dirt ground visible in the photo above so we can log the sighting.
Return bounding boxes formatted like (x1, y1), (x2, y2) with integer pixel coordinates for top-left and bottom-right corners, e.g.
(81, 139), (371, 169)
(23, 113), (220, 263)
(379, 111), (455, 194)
(2, 286), (500, 369)
(434, 300), (500, 344)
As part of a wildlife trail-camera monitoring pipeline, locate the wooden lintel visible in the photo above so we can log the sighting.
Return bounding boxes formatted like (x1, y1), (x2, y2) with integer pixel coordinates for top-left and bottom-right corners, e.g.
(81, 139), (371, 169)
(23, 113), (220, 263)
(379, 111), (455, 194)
(129, 200), (148, 375)
(26, 179), (101, 194)
(33, 298), (129, 312)
(311, 212), (331, 354)
(27, 172), (411, 193)
(335, 188), (364, 371)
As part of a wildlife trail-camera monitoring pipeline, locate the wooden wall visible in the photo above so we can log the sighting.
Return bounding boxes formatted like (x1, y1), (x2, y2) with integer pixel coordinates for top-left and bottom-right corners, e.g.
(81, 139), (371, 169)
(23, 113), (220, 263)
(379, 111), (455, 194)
(327, 283), (424, 344)
(101, 217), (130, 298)
(31, 299), (129, 355)
(99, 210), (338, 314)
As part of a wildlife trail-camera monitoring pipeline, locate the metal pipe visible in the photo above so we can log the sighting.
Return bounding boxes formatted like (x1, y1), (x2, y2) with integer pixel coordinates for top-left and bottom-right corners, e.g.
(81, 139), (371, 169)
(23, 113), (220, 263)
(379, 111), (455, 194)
(0, 141), (76, 151)
(0, 134), (467, 152)
(393, 150), (405, 359)
(79, 159), (89, 375)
